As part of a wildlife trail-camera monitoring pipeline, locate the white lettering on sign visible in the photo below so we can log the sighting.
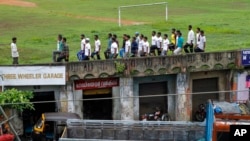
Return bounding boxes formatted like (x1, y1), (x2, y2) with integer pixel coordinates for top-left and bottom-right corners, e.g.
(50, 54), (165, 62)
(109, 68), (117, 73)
(242, 51), (250, 54)
(0, 66), (65, 86)
(75, 78), (119, 90)
(234, 129), (247, 136)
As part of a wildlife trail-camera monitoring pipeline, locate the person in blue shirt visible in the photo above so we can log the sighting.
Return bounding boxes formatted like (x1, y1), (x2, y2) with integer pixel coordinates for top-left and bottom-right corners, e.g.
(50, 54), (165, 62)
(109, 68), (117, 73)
(131, 37), (138, 57)
(104, 33), (112, 59)
(174, 31), (184, 55)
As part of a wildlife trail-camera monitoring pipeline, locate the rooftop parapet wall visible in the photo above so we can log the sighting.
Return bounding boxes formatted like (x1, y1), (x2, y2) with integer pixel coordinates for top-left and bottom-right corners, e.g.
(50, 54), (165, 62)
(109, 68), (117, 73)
(67, 50), (241, 79)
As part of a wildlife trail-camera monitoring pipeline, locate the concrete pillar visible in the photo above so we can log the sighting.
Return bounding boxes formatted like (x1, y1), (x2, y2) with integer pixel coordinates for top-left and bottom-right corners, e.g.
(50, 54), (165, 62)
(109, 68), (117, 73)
(120, 77), (134, 120)
(74, 89), (83, 119)
(176, 73), (190, 121)
(112, 87), (121, 120)
(67, 83), (74, 113)
(59, 86), (68, 112)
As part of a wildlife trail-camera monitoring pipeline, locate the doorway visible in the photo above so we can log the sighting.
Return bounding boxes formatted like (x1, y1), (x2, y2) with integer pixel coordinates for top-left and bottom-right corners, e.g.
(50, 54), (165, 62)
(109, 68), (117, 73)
(82, 89), (112, 120)
(139, 82), (168, 118)
(192, 78), (219, 120)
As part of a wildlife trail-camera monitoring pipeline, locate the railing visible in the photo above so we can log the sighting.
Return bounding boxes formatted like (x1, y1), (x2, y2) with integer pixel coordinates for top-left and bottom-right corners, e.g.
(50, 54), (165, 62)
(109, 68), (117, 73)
(67, 50), (240, 79)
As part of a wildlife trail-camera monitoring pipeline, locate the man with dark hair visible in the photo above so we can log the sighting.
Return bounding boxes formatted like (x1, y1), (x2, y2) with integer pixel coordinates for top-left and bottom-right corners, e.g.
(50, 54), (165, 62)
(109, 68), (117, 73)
(184, 25), (195, 53)
(156, 32), (163, 56)
(195, 30), (206, 52)
(110, 37), (118, 59)
(195, 27), (201, 48)
(124, 35), (131, 58)
(174, 31), (184, 55)
(168, 28), (176, 53)
(137, 34), (144, 57)
(142, 36), (150, 57)
(84, 38), (91, 60)
(91, 35), (101, 60)
(57, 37), (69, 62)
(131, 36), (138, 57)
(150, 31), (157, 56)
(161, 34), (170, 56)
(53, 34), (63, 62)
(104, 33), (112, 59)
(11, 37), (19, 65)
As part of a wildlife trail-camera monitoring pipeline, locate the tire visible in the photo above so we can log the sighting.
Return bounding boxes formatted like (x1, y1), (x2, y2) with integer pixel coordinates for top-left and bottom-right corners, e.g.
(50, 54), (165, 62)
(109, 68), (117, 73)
(161, 113), (171, 121)
(195, 112), (205, 122)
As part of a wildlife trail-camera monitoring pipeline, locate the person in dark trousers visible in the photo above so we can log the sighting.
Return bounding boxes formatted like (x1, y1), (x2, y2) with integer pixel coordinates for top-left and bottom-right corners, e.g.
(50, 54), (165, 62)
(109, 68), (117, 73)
(131, 36), (138, 57)
(184, 25), (195, 53)
(10, 37), (19, 65)
(194, 30), (206, 52)
(104, 33), (112, 59)
(57, 37), (69, 62)
(91, 35), (101, 60)
(53, 34), (63, 62)
(150, 31), (157, 56)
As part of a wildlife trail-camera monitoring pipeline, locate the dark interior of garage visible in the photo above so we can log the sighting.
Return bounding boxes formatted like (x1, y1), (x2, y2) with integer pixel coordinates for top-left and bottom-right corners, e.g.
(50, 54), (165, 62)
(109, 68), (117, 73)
(192, 78), (219, 121)
(22, 91), (56, 136)
(139, 82), (168, 119)
(82, 91), (112, 120)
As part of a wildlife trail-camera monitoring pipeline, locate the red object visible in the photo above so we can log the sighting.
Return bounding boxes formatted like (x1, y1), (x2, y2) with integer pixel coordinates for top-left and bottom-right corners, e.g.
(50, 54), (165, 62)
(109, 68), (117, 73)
(0, 134), (14, 141)
(74, 78), (119, 90)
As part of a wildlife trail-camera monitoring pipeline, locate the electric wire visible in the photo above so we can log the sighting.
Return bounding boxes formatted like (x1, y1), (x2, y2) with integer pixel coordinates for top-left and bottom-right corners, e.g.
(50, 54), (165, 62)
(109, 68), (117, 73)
(1, 89), (249, 106)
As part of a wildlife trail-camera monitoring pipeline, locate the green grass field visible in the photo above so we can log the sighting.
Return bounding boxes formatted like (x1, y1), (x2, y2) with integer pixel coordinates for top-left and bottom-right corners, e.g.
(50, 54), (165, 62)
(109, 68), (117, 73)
(0, 0), (250, 64)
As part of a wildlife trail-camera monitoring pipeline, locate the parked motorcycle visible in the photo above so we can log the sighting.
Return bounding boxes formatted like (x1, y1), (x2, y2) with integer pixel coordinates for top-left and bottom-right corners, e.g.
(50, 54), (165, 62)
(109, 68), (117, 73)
(195, 103), (206, 121)
(141, 107), (171, 121)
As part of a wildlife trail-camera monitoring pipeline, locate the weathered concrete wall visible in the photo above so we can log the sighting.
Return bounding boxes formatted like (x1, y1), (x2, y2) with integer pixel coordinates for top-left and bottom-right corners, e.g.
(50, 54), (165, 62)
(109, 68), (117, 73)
(133, 75), (176, 120)
(237, 71), (249, 101)
(175, 72), (190, 121)
(119, 78), (134, 120)
(73, 89), (83, 119)
(112, 86), (121, 120)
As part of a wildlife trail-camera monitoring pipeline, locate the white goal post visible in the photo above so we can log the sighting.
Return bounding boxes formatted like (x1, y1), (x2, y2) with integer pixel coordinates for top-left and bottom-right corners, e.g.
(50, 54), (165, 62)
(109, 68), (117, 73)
(118, 2), (168, 27)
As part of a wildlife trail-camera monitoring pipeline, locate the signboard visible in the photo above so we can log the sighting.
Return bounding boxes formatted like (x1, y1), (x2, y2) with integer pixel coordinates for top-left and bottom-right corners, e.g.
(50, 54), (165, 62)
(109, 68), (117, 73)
(242, 50), (250, 66)
(0, 66), (65, 86)
(74, 78), (119, 90)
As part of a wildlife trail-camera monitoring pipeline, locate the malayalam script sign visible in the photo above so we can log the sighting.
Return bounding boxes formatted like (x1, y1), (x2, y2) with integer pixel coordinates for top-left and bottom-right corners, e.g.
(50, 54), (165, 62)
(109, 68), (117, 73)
(0, 66), (65, 86)
(242, 50), (250, 66)
(74, 78), (119, 90)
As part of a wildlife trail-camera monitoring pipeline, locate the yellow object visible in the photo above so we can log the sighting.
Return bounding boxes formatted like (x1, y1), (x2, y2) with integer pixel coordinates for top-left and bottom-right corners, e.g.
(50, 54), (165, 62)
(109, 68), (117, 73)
(33, 113), (45, 133)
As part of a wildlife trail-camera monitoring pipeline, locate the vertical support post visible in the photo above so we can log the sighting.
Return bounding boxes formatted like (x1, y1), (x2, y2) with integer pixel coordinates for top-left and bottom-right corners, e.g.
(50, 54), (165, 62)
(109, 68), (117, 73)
(118, 7), (121, 27)
(165, 3), (168, 21)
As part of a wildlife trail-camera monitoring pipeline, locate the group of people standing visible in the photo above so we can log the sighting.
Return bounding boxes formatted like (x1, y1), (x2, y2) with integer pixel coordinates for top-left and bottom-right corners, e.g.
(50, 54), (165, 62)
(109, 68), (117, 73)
(52, 24), (206, 62)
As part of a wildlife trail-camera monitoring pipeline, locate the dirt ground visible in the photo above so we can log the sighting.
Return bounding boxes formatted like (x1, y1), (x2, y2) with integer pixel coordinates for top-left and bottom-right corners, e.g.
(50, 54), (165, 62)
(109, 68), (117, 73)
(0, 0), (36, 7)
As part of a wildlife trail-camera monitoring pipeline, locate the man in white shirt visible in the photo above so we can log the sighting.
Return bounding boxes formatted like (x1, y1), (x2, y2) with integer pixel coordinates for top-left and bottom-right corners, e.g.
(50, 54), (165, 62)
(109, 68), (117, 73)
(195, 30), (206, 52)
(156, 32), (163, 56)
(91, 35), (101, 60)
(124, 35), (131, 58)
(161, 34), (170, 56)
(84, 38), (91, 60)
(11, 37), (19, 65)
(184, 25), (195, 53)
(110, 37), (118, 59)
(150, 31), (157, 56)
(195, 27), (201, 48)
(137, 34), (144, 57)
(143, 36), (150, 57)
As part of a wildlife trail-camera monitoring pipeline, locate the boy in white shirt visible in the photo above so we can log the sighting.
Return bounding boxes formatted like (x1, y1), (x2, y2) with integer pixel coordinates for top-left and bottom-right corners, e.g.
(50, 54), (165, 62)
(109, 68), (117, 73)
(91, 35), (101, 60)
(161, 34), (170, 56)
(11, 37), (19, 65)
(110, 37), (118, 59)
(150, 31), (157, 56)
(195, 30), (206, 52)
(137, 34), (144, 57)
(124, 35), (131, 58)
(156, 32), (163, 56)
(142, 37), (150, 57)
(84, 38), (91, 60)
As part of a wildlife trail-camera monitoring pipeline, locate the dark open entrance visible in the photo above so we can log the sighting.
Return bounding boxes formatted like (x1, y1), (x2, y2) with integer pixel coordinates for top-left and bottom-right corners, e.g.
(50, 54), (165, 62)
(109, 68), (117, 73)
(83, 88), (112, 120)
(192, 78), (219, 121)
(22, 91), (56, 137)
(139, 82), (168, 118)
